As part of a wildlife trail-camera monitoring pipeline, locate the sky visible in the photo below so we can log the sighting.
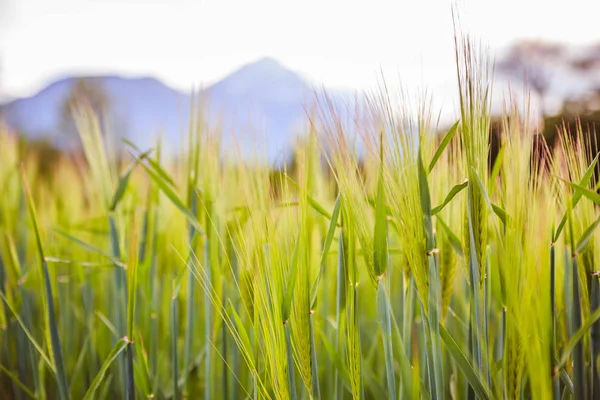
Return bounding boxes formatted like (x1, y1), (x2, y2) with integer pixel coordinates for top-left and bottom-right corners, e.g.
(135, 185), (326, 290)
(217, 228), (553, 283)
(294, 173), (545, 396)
(0, 0), (599, 100)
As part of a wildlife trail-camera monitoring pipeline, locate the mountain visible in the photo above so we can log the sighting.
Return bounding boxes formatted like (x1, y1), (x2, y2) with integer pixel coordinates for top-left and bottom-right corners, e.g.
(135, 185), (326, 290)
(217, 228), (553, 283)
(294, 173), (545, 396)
(0, 58), (350, 163)
(203, 57), (320, 163)
(1, 76), (190, 149)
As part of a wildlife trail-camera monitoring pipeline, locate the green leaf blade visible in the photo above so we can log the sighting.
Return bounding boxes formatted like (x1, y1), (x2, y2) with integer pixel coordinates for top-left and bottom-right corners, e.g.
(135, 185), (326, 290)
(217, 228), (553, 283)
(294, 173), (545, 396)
(83, 338), (130, 400)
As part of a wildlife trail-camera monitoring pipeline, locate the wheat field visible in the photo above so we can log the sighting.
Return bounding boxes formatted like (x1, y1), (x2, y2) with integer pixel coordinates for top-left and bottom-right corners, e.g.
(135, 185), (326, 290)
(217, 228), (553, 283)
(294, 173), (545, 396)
(0, 29), (599, 400)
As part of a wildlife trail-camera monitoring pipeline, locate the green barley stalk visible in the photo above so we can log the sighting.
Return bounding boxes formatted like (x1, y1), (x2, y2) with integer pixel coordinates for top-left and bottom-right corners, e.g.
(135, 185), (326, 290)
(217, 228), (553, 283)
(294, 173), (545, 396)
(417, 151), (444, 400)
(567, 199), (586, 400)
(172, 281), (181, 400)
(453, 12), (493, 389)
(183, 190), (199, 395)
(335, 222), (348, 400)
(374, 137), (397, 400)
(550, 236), (560, 400)
(21, 165), (70, 400)
(125, 213), (139, 400)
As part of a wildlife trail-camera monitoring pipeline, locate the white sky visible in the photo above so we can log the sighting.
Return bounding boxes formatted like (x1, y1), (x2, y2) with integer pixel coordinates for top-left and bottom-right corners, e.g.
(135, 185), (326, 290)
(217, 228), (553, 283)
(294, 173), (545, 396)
(0, 0), (599, 99)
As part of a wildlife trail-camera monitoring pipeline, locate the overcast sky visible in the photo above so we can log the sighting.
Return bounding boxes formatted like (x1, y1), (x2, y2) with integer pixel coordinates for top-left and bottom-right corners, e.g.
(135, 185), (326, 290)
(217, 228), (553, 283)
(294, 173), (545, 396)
(1, 0), (599, 100)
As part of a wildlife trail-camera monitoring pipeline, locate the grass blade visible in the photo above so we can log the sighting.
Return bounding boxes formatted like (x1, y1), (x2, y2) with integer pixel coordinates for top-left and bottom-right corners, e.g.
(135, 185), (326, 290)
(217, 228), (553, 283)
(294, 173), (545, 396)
(285, 322), (298, 400)
(489, 146), (504, 193)
(566, 200), (585, 400)
(172, 286), (180, 400)
(375, 142), (395, 399)
(334, 222), (348, 400)
(311, 193), (341, 309)
(283, 235), (300, 321)
(109, 154), (149, 211)
(490, 203), (507, 226)
(377, 279), (397, 400)
(183, 192), (198, 395)
(591, 275), (600, 399)
(436, 216), (464, 258)
(550, 241), (560, 400)
(82, 338), (130, 400)
(575, 215), (600, 254)
(429, 120), (459, 173)
(418, 152), (444, 400)
(203, 239), (213, 400)
(108, 214), (127, 396)
(0, 364), (37, 399)
(571, 257), (586, 400)
(309, 312), (321, 399)
(125, 216), (138, 400)
(140, 162), (205, 235)
(55, 229), (125, 268)
(124, 139), (176, 187)
(126, 216), (139, 340)
(286, 176), (338, 221)
(466, 188), (483, 385)
(0, 291), (55, 373)
(21, 164), (70, 400)
(558, 306), (600, 368)
(374, 149), (388, 277)
(554, 153), (599, 241)
(439, 324), (491, 400)
(431, 180), (468, 215)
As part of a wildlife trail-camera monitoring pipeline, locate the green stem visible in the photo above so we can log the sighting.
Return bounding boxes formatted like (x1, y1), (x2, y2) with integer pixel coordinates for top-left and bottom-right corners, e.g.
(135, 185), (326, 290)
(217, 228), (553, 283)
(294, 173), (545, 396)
(109, 215), (127, 396)
(590, 274), (600, 399)
(309, 312), (321, 399)
(572, 256), (585, 400)
(204, 239), (212, 400)
(334, 226), (347, 400)
(550, 245), (560, 400)
(172, 292), (180, 400)
(377, 278), (397, 400)
(285, 322), (298, 400)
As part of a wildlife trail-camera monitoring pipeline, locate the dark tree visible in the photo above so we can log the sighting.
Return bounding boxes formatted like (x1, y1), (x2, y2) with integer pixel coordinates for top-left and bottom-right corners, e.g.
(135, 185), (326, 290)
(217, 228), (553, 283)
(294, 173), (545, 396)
(497, 40), (567, 118)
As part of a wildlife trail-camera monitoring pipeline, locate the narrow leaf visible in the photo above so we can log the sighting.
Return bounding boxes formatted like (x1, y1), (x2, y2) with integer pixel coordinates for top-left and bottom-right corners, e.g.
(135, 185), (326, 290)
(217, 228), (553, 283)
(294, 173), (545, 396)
(140, 162), (205, 235)
(227, 300), (254, 364)
(283, 235), (301, 321)
(311, 193), (341, 308)
(286, 176), (336, 221)
(576, 215), (600, 254)
(491, 203), (507, 225)
(374, 154), (388, 277)
(127, 215), (139, 339)
(0, 291), (55, 372)
(439, 324), (491, 400)
(109, 159), (139, 211)
(418, 153), (432, 217)
(436, 216), (464, 258)
(284, 323), (298, 400)
(83, 338), (130, 400)
(558, 306), (600, 368)
(431, 180), (468, 215)
(21, 164), (71, 400)
(377, 280), (397, 400)
(0, 364), (36, 399)
(471, 166), (509, 226)
(124, 139), (176, 187)
(554, 153), (599, 241)
(429, 120), (459, 173)
(56, 229), (126, 268)
(489, 146), (505, 193)
(564, 180), (600, 206)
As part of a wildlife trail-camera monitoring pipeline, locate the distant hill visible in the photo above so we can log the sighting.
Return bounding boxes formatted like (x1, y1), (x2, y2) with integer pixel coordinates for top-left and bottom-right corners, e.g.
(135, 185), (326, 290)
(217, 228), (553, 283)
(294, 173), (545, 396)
(1, 76), (189, 148)
(204, 57), (318, 162)
(0, 58), (354, 163)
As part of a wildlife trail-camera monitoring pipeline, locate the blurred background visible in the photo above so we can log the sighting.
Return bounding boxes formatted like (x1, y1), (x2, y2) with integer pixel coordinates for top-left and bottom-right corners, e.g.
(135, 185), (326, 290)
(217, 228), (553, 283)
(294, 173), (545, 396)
(0, 0), (599, 164)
